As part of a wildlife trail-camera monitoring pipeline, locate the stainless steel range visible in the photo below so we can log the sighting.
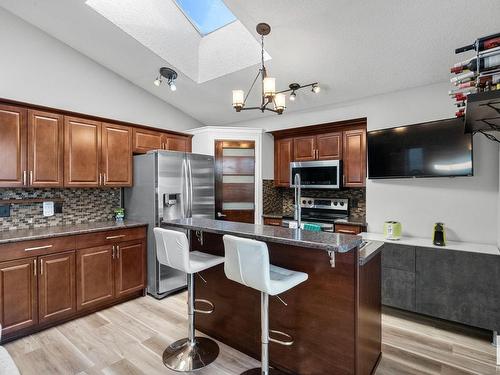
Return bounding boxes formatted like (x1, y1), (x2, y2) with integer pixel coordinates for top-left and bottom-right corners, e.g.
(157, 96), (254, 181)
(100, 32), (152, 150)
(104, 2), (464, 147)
(282, 197), (349, 232)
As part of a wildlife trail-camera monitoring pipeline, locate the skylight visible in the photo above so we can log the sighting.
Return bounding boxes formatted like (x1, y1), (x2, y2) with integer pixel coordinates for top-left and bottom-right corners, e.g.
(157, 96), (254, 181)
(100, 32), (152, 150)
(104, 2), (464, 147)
(175, 0), (236, 35)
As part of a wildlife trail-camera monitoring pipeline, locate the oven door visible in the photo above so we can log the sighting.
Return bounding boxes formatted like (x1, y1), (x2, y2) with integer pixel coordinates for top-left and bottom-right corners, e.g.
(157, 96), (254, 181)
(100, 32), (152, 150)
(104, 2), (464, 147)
(290, 160), (342, 189)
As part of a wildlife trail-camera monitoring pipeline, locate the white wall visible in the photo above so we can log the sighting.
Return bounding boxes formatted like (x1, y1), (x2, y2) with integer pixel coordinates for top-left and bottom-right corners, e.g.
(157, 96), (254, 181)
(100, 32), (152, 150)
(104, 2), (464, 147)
(0, 7), (200, 132)
(190, 127), (265, 224)
(231, 83), (500, 244)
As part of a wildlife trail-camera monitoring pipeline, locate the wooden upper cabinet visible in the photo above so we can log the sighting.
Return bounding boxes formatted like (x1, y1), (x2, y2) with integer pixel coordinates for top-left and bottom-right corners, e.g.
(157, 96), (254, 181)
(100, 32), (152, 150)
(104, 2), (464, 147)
(0, 258), (37, 335)
(76, 245), (114, 311)
(162, 134), (191, 152)
(114, 240), (146, 298)
(101, 123), (132, 187)
(133, 128), (162, 153)
(274, 138), (294, 187)
(38, 251), (76, 325)
(64, 117), (101, 187)
(343, 128), (367, 187)
(0, 104), (27, 187)
(28, 110), (64, 187)
(317, 132), (342, 160)
(293, 135), (316, 161)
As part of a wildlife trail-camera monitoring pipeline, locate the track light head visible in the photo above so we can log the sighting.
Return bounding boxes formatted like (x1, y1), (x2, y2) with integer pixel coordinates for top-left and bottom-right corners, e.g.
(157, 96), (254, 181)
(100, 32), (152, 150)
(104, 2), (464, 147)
(312, 84), (321, 94)
(289, 91), (297, 101)
(154, 67), (178, 91)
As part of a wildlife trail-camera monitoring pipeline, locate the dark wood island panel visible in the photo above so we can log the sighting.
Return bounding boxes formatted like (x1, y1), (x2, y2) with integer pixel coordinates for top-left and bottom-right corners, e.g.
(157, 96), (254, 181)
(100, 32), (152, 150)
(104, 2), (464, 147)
(190, 231), (381, 375)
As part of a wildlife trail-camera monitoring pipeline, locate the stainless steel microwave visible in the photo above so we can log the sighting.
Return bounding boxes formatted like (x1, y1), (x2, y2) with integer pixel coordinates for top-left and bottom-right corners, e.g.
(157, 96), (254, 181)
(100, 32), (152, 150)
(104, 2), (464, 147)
(290, 160), (342, 189)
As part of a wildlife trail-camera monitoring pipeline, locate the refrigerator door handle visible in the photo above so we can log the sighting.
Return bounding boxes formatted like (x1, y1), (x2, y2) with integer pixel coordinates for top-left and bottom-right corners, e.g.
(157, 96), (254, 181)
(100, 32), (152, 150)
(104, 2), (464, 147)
(182, 158), (189, 218)
(187, 158), (194, 217)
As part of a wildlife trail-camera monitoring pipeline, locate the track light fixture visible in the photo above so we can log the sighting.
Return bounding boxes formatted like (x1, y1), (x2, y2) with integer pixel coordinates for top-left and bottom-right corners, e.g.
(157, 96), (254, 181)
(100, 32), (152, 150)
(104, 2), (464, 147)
(153, 67), (178, 92)
(232, 23), (319, 115)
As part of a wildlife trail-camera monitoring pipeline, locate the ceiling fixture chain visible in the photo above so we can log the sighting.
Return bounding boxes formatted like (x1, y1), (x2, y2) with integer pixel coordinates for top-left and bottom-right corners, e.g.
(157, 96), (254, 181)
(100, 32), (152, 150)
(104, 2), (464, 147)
(232, 23), (320, 115)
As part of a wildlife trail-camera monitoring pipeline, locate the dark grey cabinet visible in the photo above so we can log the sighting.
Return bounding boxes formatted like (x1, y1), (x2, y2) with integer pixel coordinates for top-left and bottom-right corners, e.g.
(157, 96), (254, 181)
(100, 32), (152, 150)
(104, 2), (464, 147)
(381, 243), (415, 271)
(382, 267), (415, 310)
(415, 247), (500, 331)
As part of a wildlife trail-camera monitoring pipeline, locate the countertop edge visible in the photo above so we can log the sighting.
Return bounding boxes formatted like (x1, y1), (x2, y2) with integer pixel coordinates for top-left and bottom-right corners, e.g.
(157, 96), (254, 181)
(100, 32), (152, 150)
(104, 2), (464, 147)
(163, 221), (362, 253)
(0, 221), (148, 245)
(359, 240), (384, 266)
(361, 232), (500, 256)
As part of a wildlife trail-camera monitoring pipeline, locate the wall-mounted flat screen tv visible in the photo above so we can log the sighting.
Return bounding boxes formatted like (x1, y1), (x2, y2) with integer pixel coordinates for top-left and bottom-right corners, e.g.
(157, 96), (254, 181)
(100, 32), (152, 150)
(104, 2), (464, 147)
(367, 118), (473, 179)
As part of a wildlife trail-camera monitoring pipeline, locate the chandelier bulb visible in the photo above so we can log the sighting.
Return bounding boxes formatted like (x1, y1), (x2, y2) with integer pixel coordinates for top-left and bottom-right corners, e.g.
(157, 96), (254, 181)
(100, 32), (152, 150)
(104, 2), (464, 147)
(289, 91), (297, 101)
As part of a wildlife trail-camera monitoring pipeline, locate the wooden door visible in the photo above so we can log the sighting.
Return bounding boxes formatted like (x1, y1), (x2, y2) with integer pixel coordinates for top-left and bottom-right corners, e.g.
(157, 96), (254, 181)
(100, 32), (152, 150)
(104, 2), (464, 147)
(293, 135), (316, 161)
(0, 258), (37, 335)
(162, 134), (190, 152)
(38, 251), (76, 324)
(317, 132), (342, 160)
(132, 128), (162, 153)
(64, 116), (101, 187)
(343, 128), (367, 187)
(215, 140), (255, 223)
(274, 138), (294, 187)
(0, 104), (27, 187)
(114, 240), (145, 298)
(101, 123), (132, 187)
(76, 245), (114, 310)
(27, 110), (64, 187)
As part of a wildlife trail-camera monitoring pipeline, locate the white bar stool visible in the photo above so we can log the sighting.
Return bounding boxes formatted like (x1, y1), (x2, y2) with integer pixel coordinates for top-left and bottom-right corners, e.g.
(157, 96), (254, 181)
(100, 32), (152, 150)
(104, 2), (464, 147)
(223, 235), (309, 375)
(154, 227), (224, 371)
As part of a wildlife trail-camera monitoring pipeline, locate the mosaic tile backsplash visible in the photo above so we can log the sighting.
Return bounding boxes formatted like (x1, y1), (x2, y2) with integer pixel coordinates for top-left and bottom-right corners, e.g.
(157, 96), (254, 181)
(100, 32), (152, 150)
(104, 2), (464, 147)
(0, 188), (121, 231)
(263, 179), (366, 219)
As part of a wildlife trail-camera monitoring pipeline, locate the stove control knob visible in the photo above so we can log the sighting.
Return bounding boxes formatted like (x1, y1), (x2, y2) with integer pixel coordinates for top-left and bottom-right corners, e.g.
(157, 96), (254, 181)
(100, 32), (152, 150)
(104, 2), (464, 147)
(333, 202), (338, 206)
(302, 200), (307, 204)
(308, 200), (312, 205)
(340, 202), (344, 206)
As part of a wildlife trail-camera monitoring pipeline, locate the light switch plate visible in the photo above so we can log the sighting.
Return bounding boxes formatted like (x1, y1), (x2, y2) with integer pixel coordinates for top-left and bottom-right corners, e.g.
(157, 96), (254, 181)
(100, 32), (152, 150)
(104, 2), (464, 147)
(43, 201), (54, 217)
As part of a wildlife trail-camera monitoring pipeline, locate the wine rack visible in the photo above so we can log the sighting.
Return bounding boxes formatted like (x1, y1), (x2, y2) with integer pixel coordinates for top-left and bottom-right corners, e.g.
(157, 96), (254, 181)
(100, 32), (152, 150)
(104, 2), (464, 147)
(450, 33), (500, 134)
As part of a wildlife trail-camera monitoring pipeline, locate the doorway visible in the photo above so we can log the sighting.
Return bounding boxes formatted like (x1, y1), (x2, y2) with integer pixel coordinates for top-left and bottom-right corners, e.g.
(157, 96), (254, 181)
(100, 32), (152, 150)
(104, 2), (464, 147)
(214, 140), (255, 223)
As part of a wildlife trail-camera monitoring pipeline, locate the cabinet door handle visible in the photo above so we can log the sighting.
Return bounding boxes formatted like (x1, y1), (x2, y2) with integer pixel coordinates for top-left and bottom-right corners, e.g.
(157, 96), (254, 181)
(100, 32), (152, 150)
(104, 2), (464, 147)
(23, 170), (27, 186)
(103, 173), (106, 185)
(106, 234), (125, 240)
(40, 259), (44, 275)
(33, 259), (37, 276)
(29, 171), (33, 186)
(336, 229), (357, 234)
(25, 245), (53, 252)
(116, 245), (120, 259)
(112, 245), (115, 259)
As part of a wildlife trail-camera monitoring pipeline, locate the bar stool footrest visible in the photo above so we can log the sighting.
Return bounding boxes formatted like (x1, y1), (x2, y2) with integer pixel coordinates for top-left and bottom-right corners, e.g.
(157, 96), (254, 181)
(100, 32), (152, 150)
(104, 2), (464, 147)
(269, 329), (294, 346)
(194, 298), (215, 314)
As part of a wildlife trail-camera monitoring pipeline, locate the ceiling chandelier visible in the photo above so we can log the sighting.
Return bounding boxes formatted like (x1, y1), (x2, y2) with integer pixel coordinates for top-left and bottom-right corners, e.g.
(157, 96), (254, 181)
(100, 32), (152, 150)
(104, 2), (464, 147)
(232, 23), (320, 115)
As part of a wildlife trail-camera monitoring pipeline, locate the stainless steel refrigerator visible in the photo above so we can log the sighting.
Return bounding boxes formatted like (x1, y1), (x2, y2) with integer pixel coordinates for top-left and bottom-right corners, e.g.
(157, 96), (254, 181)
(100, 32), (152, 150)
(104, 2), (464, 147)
(124, 150), (215, 299)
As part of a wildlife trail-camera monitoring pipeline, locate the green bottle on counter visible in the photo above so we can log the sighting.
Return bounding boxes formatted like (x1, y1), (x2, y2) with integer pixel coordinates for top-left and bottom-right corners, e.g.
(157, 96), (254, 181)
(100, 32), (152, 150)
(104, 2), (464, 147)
(433, 223), (446, 246)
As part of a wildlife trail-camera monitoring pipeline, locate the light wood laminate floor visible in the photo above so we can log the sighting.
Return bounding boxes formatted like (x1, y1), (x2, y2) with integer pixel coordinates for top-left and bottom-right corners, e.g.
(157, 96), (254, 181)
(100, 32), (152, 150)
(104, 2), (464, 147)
(5, 293), (499, 375)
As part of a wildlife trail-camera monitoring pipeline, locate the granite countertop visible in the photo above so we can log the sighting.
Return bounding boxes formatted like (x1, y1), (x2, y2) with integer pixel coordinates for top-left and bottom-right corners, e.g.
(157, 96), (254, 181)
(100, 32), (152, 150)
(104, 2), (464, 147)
(163, 218), (362, 253)
(262, 213), (366, 227)
(358, 240), (384, 266)
(0, 220), (148, 245)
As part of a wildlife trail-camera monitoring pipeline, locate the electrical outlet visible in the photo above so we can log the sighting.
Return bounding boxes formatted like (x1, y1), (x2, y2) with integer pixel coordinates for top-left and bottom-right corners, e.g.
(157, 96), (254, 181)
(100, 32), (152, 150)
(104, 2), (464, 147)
(0, 205), (9, 217)
(54, 202), (63, 214)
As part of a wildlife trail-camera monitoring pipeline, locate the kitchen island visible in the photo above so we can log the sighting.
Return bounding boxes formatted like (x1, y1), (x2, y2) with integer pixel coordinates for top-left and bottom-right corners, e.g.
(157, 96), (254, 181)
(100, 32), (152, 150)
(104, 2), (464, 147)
(163, 218), (382, 375)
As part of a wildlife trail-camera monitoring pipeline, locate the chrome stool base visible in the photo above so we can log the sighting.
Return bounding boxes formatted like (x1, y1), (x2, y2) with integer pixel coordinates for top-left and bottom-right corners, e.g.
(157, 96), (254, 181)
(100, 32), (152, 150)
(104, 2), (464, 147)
(163, 336), (219, 371)
(241, 368), (288, 375)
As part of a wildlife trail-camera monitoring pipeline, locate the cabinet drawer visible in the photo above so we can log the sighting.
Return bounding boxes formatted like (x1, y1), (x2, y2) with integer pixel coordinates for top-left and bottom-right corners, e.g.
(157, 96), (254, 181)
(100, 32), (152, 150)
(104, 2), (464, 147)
(75, 226), (147, 249)
(382, 267), (415, 311)
(335, 224), (363, 235)
(263, 217), (282, 226)
(0, 236), (76, 262)
(381, 243), (415, 272)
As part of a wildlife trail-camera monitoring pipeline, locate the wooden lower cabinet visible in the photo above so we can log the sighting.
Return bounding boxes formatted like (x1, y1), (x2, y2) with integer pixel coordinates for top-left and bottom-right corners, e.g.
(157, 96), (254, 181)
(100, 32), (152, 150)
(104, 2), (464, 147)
(0, 258), (37, 335)
(0, 226), (147, 341)
(115, 240), (146, 298)
(334, 223), (364, 235)
(38, 251), (76, 324)
(76, 245), (115, 311)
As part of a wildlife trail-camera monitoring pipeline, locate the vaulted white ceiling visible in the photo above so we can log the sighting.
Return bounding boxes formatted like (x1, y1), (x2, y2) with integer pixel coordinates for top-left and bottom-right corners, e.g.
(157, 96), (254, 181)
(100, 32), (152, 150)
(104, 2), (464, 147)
(1, 0), (500, 126)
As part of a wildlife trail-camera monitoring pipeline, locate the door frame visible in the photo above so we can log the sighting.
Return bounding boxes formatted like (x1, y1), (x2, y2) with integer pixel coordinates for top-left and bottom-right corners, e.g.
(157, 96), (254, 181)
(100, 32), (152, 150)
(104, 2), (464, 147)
(189, 127), (265, 224)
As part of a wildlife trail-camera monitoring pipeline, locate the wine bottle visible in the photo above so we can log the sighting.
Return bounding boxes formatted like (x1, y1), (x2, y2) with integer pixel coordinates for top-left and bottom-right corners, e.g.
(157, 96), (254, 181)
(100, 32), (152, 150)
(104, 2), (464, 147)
(455, 33), (500, 54)
(450, 53), (500, 73)
(450, 71), (475, 84)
